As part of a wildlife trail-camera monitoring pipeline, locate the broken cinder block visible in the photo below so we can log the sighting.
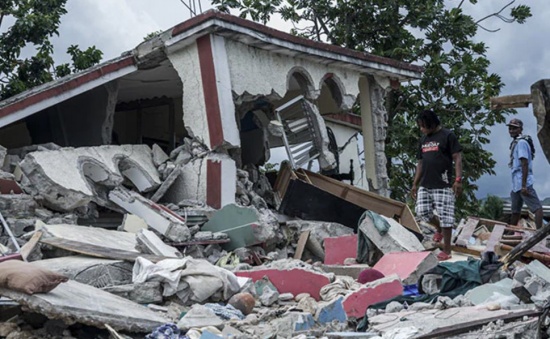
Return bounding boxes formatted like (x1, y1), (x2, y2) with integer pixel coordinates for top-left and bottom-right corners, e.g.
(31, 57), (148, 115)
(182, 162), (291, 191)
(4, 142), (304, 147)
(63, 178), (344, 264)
(342, 274), (403, 319)
(372, 251), (437, 285)
(324, 234), (358, 265)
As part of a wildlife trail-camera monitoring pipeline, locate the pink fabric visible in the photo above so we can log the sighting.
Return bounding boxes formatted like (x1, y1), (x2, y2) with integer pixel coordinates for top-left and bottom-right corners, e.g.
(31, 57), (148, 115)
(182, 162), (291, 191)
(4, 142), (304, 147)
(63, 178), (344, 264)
(357, 268), (385, 284)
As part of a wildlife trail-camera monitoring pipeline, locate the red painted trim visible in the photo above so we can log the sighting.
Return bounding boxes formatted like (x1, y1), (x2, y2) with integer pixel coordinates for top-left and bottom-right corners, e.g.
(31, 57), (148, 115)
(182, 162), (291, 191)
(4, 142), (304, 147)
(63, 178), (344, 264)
(0, 56), (136, 119)
(172, 11), (423, 74)
(207, 159), (222, 209)
(324, 112), (362, 128)
(197, 35), (224, 149)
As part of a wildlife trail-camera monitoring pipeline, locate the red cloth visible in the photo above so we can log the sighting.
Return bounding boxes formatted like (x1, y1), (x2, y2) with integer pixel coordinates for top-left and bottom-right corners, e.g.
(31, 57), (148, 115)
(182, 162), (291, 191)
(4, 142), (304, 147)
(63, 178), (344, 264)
(357, 268), (385, 284)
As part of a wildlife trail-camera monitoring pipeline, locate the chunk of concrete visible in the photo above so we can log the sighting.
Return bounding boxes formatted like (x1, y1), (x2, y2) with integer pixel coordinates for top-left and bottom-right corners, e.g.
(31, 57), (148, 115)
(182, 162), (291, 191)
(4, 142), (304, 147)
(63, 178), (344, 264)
(342, 274), (403, 319)
(316, 297), (347, 324)
(465, 278), (514, 306)
(109, 187), (190, 242)
(372, 251), (438, 285)
(321, 264), (372, 280)
(136, 229), (182, 258)
(201, 204), (261, 250)
(0, 194), (38, 218)
(120, 214), (148, 233)
(358, 214), (424, 254)
(324, 234), (358, 265)
(177, 304), (224, 331)
(31, 256), (133, 288)
(236, 268), (332, 300)
(0, 280), (168, 333)
(157, 154), (236, 208)
(152, 144), (169, 167)
(103, 281), (163, 304)
(38, 222), (139, 253)
(524, 260), (550, 284)
(20, 145), (161, 211)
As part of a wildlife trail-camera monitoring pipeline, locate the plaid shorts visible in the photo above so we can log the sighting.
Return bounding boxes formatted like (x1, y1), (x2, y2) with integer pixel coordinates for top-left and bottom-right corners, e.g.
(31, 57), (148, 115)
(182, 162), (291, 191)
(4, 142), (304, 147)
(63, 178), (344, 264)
(415, 187), (455, 228)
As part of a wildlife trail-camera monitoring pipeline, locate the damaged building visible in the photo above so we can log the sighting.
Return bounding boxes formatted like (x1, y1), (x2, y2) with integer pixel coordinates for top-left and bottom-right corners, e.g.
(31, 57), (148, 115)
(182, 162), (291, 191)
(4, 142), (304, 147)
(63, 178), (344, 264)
(0, 10), (422, 212)
(3, 9), (547, 339)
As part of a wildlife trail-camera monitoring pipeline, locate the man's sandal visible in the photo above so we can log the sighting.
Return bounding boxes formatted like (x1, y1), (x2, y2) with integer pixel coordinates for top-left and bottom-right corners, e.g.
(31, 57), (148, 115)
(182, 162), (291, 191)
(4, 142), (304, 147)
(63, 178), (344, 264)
(432, 232), (443, 243)
(437, 252), (452, 261)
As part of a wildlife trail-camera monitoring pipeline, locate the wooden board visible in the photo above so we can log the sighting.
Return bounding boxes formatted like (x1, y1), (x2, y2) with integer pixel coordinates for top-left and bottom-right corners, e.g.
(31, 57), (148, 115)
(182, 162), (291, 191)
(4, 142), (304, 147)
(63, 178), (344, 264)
(275, 165), (420, 234)
(20, 230), (43, 261)
(484, 224), (505, 253)
(40, 237), (168, 263)
(294, 231), (310, 260)
(455, 218), (479, 247)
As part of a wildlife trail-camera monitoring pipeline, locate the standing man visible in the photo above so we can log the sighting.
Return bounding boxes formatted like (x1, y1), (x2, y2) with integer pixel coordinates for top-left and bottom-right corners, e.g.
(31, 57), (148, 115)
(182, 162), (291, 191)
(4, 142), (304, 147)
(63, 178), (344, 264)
(507, 118), (543, 229)
(411, 110), (463, 261)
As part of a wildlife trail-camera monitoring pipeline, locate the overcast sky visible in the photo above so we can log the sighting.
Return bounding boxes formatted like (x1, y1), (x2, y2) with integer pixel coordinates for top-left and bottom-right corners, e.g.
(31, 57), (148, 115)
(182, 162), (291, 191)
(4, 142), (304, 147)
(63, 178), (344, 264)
(45, 1), (549, 200)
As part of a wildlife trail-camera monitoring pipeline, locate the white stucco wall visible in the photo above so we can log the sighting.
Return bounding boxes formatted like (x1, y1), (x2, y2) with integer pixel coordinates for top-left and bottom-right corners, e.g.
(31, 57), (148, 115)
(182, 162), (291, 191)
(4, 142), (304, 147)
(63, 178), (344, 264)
(224, 38), (361, 101)
(324, 121), (367, 189)
(167, 43), (208, 141)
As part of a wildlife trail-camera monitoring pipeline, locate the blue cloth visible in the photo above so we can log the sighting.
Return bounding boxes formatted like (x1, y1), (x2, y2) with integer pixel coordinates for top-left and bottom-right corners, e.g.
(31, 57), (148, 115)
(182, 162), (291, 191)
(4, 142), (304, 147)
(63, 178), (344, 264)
(510, 138), (534, 192)
(145, 323), (188, 339)
(403, 284), (419, 297)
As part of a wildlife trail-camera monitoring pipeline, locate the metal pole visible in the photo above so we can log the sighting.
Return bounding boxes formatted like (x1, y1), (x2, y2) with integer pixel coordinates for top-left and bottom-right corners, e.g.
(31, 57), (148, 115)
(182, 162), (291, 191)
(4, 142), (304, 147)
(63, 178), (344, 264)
(0, 210), (21, 252)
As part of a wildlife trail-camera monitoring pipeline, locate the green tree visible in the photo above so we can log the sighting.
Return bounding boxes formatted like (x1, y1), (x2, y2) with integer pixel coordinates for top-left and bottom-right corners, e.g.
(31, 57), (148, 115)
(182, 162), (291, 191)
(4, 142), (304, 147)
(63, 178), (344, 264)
(211, 0), (531, 217)
(478, 195), (504, 221)
(0, 0), (103, 100)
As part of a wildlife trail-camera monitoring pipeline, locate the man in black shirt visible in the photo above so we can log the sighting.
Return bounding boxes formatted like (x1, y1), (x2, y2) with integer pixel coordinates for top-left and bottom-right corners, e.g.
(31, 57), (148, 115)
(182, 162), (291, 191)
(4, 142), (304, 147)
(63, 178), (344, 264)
(411, 110), (463, 261)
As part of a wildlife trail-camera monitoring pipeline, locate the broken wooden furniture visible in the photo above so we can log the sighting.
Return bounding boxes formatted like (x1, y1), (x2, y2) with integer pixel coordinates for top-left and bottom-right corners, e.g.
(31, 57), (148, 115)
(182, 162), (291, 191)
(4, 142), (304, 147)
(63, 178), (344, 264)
(274, 161), (420, 233)
(443, 216), (550, 265)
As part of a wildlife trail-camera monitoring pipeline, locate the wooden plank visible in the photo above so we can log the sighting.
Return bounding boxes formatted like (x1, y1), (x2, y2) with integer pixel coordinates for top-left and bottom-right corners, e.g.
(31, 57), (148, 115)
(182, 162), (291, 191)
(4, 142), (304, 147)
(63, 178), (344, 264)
(40, 237), (169, 263)
(455, 217), (479, 247)
(19, 230), (43, 261)
(433, 243), (482, 257)
(294, 230), (310, 260)
(297, 169), (420, 233)
(416, 309), (540, 339)
(484, 224), (505, 253)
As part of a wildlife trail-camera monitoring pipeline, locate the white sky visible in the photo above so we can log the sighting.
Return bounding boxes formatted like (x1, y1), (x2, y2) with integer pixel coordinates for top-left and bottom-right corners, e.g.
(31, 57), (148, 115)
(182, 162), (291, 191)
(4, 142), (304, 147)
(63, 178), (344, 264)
(14, 0), (550, 200)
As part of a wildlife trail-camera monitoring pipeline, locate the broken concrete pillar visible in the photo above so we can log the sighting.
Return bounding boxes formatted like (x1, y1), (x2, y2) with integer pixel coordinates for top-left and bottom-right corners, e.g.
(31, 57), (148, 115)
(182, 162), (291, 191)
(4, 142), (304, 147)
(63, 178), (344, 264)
(372, 251), (438, 285)
(342, 274), (403, 319)
(20, 145), (161, 211)
(155, 154), (236, 209)
(168, 35), (240, 151)
(109, 187), (190, 242)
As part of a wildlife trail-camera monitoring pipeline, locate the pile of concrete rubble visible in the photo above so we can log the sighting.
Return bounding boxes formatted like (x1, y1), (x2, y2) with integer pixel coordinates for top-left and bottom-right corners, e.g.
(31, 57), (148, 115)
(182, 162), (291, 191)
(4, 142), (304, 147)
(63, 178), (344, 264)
(0, 142), (549, 339)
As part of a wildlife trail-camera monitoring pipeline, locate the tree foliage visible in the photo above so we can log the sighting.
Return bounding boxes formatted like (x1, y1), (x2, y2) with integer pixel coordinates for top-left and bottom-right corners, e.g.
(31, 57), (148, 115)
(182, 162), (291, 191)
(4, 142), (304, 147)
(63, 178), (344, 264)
(0, 0), (103, 100)
(212, 0), (531, 216)
(478, 195), (504, 221)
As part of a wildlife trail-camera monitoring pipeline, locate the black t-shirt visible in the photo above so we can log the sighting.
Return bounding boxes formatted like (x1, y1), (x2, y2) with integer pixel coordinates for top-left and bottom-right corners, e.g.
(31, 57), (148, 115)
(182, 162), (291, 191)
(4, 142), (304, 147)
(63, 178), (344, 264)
(416, 127), (462, 189)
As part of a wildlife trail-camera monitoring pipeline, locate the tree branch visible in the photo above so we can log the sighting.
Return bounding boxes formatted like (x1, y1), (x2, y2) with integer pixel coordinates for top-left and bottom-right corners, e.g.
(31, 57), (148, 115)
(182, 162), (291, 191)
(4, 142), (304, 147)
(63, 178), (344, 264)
(457, 0), (465, 9)
(475, 0), (515, 25)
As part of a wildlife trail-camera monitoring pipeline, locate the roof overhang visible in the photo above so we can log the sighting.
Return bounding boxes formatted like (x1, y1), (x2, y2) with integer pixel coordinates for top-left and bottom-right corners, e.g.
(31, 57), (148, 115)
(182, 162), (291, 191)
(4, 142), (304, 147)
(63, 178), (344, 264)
(162, 11), (423, 82)
(0, 56), (136, 128)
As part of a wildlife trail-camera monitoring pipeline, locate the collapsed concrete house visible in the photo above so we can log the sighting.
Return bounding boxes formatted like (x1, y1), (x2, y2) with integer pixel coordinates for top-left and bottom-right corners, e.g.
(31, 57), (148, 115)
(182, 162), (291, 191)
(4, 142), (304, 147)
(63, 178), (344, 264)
(0, 10), (422, 210)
